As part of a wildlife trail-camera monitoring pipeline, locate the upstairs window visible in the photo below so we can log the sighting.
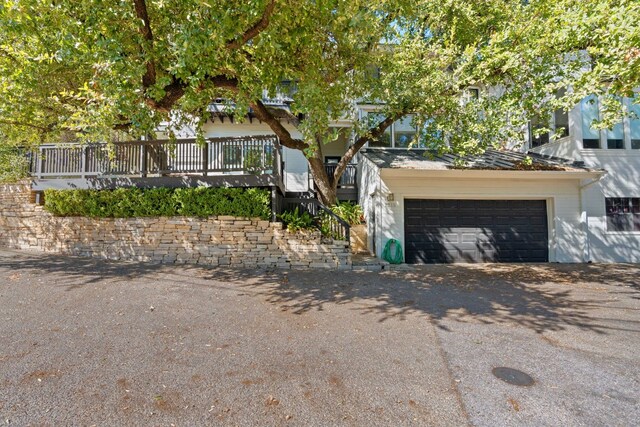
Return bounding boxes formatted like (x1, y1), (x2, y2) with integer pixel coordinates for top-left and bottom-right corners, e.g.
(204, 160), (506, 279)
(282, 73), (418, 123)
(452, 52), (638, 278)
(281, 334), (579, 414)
(606, 98), (625, 149)
(367, 113), (392, 148)
(606, 198), (640, 232)
(581, 95), (601, 149)
(530, 115), (550, 148)
(394, 115), (417, 148)
(580, 95), (628, 150)
(529, 89), (570, 148)
(630, 96), (640, 149)
(367, 113), (421, 148)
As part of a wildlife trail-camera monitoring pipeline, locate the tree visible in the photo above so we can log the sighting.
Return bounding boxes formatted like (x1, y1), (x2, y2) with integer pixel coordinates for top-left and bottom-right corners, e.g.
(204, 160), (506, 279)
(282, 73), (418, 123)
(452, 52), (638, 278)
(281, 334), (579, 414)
(1, 0), (638, 203)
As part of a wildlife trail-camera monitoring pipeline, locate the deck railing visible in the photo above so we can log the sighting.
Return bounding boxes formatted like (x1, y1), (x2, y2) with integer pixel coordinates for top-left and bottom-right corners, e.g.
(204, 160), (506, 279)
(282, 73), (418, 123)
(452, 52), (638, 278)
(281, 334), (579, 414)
(30, 136), (281, 180)
(324, 163), (357, 187)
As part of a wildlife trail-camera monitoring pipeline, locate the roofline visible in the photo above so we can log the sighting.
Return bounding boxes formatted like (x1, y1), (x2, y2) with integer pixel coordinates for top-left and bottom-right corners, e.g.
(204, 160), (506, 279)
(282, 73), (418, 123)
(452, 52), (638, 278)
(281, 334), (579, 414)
(380, 168), (606, 180)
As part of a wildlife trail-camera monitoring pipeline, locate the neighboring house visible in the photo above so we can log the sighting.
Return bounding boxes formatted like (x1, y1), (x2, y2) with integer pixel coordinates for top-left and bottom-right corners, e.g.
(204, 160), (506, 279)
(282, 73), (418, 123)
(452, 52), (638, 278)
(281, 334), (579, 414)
(28, 91), (640, 264)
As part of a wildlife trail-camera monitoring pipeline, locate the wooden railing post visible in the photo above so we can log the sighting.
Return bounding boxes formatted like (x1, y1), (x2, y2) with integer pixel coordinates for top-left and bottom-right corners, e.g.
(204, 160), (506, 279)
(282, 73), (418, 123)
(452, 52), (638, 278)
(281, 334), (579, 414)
(273, 138), (282, 183)
(140, 143), (147, 177)
(202, 141), (209, 176)
(81, 146), (87, 178)
(36, 147), (43, 179)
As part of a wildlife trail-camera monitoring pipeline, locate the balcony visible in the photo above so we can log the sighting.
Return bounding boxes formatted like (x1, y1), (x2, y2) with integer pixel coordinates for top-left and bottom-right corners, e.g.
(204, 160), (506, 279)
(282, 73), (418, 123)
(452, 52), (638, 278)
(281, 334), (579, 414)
(324, 163), (358, 201)
(29, 136), (284, 192)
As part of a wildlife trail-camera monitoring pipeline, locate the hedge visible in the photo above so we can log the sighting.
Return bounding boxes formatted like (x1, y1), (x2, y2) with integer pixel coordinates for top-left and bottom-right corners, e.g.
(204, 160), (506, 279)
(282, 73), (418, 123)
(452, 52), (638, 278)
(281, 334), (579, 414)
(43, 187), (272, 219)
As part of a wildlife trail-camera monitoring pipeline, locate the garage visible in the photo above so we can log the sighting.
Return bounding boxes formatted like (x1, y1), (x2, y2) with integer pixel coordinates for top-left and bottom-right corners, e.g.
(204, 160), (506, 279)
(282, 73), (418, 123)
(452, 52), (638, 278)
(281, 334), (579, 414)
(404, 199), (548, 263)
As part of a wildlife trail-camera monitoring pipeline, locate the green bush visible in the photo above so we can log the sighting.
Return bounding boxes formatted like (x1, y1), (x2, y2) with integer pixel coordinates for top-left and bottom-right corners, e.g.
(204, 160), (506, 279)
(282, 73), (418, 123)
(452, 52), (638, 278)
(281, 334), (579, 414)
(329, 201), (363, 225)
(279, 207), (315, 232)
(0, 146), (29, 183)
(44, 187), (271, 219)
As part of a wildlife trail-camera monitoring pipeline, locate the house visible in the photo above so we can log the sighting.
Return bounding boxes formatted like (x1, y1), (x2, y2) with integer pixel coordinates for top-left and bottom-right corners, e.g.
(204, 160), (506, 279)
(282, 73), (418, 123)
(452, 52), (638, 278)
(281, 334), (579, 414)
(28, 91), (640, 264)
(356, 94), (640, 264)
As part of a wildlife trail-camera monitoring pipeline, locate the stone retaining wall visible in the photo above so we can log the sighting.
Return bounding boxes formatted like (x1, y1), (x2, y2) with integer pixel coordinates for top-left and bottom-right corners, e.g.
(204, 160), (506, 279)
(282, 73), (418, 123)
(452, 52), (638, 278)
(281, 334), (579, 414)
(0, 182), (351, 269)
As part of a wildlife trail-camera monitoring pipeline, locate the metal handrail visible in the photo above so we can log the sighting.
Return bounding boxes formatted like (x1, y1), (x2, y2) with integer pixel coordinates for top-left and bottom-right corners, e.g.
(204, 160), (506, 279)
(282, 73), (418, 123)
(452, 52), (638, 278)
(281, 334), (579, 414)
(282, 195), (351, 243)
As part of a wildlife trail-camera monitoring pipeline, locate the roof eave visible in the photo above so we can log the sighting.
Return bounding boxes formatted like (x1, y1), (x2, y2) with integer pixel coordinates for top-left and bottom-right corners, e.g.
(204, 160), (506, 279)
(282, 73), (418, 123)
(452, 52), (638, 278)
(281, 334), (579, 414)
(380, 168), (606, 180)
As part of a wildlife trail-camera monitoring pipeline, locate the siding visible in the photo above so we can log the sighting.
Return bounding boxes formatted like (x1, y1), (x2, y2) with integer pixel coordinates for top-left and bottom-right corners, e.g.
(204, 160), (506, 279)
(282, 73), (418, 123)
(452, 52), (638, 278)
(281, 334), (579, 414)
(580, 151), (640, 262)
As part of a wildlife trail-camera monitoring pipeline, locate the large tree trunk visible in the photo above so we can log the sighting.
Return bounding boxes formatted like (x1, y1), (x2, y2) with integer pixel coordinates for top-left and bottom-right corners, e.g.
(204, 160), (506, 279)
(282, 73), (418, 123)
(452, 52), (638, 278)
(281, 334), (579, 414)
(307, 156), (339, 206)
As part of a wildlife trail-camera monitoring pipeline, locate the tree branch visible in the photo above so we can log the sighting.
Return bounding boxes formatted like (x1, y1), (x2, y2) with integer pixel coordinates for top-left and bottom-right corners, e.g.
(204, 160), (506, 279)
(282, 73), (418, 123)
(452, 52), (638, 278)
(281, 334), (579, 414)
(0, 47), (19, 63)
(226, 0), (276, 50)
(250, 100), (308, 150)
(0, 119), (53, 132)
(333, 113), (401, 183)
(133, 0), (156, 88)
(144, 75), (240, 112)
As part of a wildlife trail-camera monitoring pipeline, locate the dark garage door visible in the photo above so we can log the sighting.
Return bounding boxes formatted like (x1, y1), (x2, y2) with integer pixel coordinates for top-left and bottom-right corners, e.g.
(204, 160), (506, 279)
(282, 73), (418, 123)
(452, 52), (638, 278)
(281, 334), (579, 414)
(404, 199), (548, 263)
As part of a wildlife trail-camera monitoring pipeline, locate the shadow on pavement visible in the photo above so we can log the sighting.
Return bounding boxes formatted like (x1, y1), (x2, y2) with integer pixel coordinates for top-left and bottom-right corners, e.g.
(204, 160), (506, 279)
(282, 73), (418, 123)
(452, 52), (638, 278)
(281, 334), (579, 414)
(1, 249), (639, 335)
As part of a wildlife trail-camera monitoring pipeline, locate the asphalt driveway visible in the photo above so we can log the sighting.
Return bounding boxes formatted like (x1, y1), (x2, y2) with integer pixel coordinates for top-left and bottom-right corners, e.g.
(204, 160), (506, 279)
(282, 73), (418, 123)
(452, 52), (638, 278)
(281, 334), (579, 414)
(0, 248), (638, 426)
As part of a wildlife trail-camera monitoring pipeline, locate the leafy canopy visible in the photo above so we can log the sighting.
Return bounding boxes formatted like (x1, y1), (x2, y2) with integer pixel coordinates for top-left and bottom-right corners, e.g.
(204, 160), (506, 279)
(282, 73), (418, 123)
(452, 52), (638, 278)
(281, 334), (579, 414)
(0, 0), (638, 156)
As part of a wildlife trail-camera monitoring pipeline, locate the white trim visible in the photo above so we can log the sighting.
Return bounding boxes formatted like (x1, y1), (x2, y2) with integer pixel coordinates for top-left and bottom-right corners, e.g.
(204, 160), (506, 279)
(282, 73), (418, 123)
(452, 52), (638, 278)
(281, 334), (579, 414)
(380, 169), (603, 180)
(581, 149), (640, 157)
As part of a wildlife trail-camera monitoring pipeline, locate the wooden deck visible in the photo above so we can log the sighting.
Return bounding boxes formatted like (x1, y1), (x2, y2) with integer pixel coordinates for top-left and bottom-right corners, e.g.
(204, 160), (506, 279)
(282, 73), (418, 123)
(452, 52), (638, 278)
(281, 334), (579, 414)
(29, 136), (284, 192)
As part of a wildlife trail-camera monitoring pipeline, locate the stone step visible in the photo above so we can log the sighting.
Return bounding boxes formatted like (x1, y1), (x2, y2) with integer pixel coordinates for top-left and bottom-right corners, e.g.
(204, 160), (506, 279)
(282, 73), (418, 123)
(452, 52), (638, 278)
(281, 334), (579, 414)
(351, 253), (389, 271)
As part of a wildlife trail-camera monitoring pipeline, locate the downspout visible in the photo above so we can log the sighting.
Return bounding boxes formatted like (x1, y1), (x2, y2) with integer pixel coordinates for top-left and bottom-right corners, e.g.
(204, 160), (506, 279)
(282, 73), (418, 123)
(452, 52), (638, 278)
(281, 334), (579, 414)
(579, 173), (607, 263)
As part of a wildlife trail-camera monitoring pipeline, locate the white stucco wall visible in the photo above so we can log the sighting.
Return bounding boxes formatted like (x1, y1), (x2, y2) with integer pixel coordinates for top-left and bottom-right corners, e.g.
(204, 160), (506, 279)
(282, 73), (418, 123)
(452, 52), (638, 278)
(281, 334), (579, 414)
(580, 151), (640, 262)
(359, 157), (587, 263)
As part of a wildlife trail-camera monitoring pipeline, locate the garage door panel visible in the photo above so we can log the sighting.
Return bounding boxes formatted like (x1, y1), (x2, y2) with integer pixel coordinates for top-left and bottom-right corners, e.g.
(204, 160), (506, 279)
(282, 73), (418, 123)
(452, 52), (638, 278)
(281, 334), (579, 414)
(404, 199), (548, 264)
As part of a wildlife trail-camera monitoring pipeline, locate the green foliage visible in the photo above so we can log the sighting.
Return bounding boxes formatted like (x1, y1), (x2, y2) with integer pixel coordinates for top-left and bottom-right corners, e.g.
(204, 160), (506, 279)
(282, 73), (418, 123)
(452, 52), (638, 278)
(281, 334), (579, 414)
(318, 215), (343, 240)
(0, 145), (29, 183)
(1, 1), (639, 203)
(329, 201), (364, 226)
(44, 187), (271, 219)
(279, 207), (314, 232)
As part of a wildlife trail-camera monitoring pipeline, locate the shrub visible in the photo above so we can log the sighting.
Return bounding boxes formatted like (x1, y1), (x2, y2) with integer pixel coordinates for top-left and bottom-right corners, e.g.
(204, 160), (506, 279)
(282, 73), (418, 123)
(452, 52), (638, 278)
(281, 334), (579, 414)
(0, 146), (30, 183)
(44, 187), (271, 219)
(279, 207), (315, 232)
(329, 201), (363, 225)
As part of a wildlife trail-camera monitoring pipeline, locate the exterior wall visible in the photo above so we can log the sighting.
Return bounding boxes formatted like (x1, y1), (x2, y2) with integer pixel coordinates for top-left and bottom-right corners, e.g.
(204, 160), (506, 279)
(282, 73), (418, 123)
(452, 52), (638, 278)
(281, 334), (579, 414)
(0, 182), (351, 269)
(580, 151), (640, 262)
(322, 131), (349, 159)
(358, 165), (587, 263)
(529, 137), (582, 160)
(358, 156), (382, 255)
(530, 100), (640, 262)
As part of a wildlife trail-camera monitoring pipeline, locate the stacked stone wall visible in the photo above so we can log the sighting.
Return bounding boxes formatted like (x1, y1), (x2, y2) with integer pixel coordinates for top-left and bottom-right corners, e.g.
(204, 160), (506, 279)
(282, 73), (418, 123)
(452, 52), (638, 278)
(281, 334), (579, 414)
(0, 182), (351, 269)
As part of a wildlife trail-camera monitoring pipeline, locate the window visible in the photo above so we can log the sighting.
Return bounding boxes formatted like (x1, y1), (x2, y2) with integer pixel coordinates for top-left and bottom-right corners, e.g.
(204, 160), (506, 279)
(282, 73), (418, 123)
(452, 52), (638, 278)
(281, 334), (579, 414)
(581, 95), (601, 148)
(366, 112), (421, 148)
(530, 115), (550, 148)
(630, 96), (640, 149)
(394, 115), (417, 148)
(606, 198), (640, 232)
(554, 88), (570, 139)
(324, 156), (341, 164)
(606, 98), (625, 149)
(529, 89), (570, 147)
(367, 113), (392, 148)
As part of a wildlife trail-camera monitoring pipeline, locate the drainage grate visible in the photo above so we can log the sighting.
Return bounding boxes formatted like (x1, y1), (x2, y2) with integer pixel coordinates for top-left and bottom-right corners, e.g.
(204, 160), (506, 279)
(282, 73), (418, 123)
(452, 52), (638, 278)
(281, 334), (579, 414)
(492, 367), (535, 386)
